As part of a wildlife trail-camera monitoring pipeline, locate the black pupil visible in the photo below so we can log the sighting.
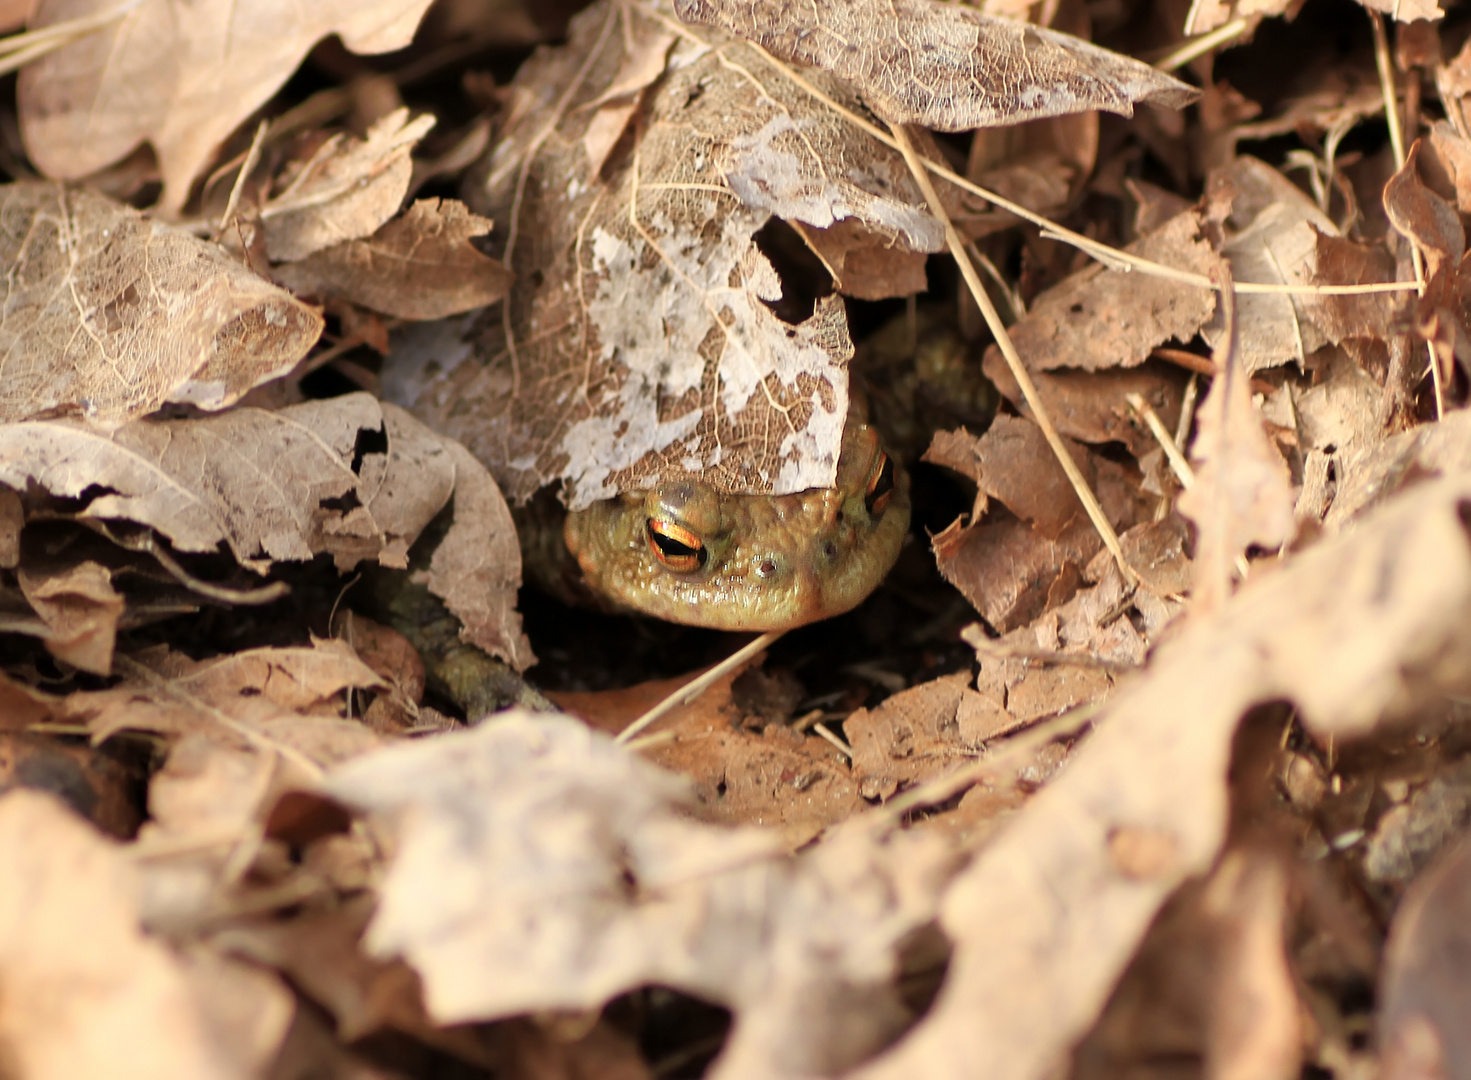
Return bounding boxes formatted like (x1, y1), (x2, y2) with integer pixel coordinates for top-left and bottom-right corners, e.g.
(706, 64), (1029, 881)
(865, 455), (894, 514)
(648, 523), (707, 567)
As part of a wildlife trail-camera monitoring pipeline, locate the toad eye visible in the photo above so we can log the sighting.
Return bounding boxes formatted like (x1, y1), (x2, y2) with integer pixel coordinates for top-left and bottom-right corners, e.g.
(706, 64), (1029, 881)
(865, 452), (895, 517)
(646, 519), (707, 572)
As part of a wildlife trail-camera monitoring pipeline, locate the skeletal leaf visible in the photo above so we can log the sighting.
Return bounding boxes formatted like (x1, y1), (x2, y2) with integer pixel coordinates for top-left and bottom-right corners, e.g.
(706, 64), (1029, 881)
(0, 181), (322, 429)
(18, 0), (439, 212)
(394, 0), (944, 508)
(672, 0), (1198, 131)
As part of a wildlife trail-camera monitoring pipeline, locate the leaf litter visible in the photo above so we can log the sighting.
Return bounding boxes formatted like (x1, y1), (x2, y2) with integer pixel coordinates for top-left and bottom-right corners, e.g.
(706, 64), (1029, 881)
(4, 0), (1471, 1078)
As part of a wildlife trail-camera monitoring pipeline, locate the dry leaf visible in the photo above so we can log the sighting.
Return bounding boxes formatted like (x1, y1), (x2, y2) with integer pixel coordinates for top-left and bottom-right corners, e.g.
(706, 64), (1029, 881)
(1204, 157), (1362, 373)
(1379, 832), (1471, 1080)
(16, 559), (123, 675)
(417, 435), (534, 671)
(673, 0), (1198, 130)
(273, 198), (513, 320)
(327, 712), (957, 1078)
(395, 0), (945, 507)
(19, 0), (439, 211)
(0, 393), (454, 574)
(852, 470), (1471, 1080)
(0, 181), (322, 428)
(552, 667), (865, 849)
(846, 671), (1016, 800)
(0, 789), (247, 1080)
(263, 109), (435, 263)
(1177, 285), (1295, 611)
(992, 208), (1222, 374)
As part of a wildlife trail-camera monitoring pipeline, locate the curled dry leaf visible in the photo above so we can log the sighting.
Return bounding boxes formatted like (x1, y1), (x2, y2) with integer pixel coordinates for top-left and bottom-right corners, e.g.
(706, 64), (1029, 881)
(0, 789), (248, 1080)
(263, 109), (435, 263)
(673, 0), (1198, 130)
(327, 712), (957, 1079)
(19, 0), (439, 211)
(1177, 287), (1294, 611)
(418, 437), (535, 672)
(273, 198), (513, 321)
(15, 559), (123, 675)
(850, 470), (1471, 1080)
(396, 0), (945, 507)
(0, 181), (322, 429)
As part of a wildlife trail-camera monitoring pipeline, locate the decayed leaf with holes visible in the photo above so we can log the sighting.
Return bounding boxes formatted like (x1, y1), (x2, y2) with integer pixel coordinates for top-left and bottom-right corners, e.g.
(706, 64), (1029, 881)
(263, 109), (435, 263)
(0, 394), (532, 668)
(0, 392), (450, 574)
(394, 0), (944, 508)
(673, 0), (1197, 131)
(18, 0), (439, 212)
(0, 182), (322, 429)
(273, 198), (513, 320)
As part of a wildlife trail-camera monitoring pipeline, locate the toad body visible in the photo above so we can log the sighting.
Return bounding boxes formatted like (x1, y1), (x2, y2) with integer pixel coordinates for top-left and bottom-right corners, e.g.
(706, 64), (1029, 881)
(561, 420), (909, 632)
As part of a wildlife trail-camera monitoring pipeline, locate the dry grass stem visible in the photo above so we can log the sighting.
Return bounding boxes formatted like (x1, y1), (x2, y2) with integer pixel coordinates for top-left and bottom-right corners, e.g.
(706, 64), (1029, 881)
(889, 121), (1139, 587)
(615, 630), (783, 745)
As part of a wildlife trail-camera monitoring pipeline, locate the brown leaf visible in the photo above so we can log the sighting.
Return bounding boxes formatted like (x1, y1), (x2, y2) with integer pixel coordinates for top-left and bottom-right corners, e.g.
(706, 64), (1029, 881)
(980, 355), (1188, 461)
(0, 393), (454, 575)
(273, 198), (513, 320)
(992, 208), (1222, 374)
(0, 730), (142, 837)
(932, 511), (1101, 633)
(394, 0), (943, 507)
(0, 789), (247, 1079)
(846, 671), (1016, 801)
(853, 470), (1471, 1080)
(1328, 408), (1471, 530)
(263, 109), (435, 263)
(19, 0), (439, 211)
(16, 559), (123, 674)
(1386, 139), (1465, 278)
(553, 665), (864, 848)
(673, 0), (1197, 130)
(0, 181), (322, 428)
(1379, 832), (1471, 1080)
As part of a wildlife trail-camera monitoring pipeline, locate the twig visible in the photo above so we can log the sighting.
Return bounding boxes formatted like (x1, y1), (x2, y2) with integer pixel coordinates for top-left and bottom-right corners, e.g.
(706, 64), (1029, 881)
(615, 630), (782, 745)
(890, 121), (1139, 587)
(811, 722), (854, 758)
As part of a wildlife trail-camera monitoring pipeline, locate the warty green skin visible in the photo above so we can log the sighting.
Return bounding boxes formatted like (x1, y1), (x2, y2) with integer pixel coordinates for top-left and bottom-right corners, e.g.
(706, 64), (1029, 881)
(563, 423), (909, 632)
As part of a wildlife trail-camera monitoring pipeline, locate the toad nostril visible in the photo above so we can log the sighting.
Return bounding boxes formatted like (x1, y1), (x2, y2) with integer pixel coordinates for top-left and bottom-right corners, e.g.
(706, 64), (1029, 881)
(823, 542), (837, 560)
(759, 559), (777, 577)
